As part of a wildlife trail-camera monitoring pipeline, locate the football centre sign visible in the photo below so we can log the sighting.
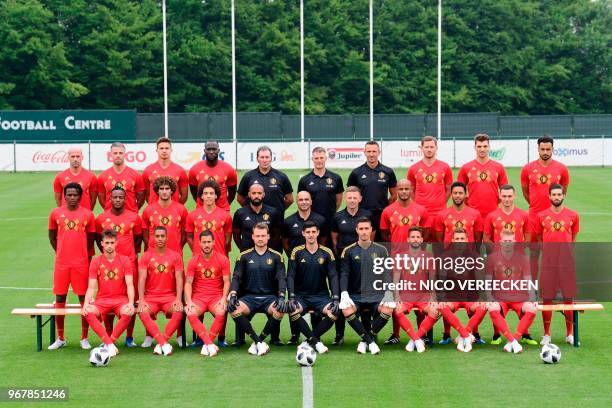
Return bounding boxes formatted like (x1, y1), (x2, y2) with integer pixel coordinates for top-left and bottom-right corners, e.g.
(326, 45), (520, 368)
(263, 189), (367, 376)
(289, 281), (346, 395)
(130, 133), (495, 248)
(0, 110), (136, 141)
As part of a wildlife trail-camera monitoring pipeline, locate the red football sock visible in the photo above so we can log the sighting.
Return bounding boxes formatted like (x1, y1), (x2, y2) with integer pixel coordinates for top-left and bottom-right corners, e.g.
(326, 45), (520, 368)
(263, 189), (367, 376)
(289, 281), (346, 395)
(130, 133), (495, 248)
(542, 300), (553, 336)
(139, 313), (166, 345)
(164, 312), (183, 341)
(440, 308), (469, 338)
(110, 314), (131, 342)
(219, 313), (227, 338)
(55, 301), (66, 340)
(392, 314), (400, 337)
(85, 314), (112, 345)
(104, 314), (114, 336)
(416, 315), (437, 338)
(187, 314), (212, 344)
(209, 313), (226, 342)
(515, 312), (536, 338)
(79, 300), (89, 339)
(126, 315), (136, 338)
(564, 299), (574, 336)
(393, 312), (418, 341)
(466, 308), (487, 334)
(442, 316), (451, 336)
(489, 310), (514, 342)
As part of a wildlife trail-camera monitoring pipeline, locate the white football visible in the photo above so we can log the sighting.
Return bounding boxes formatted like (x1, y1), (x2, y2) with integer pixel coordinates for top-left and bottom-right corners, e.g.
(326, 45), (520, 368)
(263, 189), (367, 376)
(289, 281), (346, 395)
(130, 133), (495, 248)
(540, 343), (561, 364)
(296, 345), (317, 367)
(89, 346), (111, 367)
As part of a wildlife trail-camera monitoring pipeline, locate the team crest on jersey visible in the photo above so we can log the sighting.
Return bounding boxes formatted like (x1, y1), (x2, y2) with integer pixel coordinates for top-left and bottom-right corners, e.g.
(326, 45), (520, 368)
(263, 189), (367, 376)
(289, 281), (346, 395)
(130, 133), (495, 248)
(538, 174), (551, 184)
(204, 220), (214, 230)
(423, 172), (437, 183)
(266, 258), (273, 265)
(203, 268), (214, 278)
(262, 213), (270, 221)
(156, 263), (167, 273)
(65, 219), (78, 230)
(552, 221), (563, 231)
(454, 220), (465, 229)
(161, 216), (170, 225)
(354, 255), (360, 260)
(318, 257), (324, 264)
(326, 178), (333, 185)
(401, 215), (411, 225)
(503, 221), (516, 232)
(105, 268), (119, 281)
(270, 178), (277, 185)
(378, 172), (385, 179)
(503, 267), (513, 278)
(478, 171), (489, 181)
(371, 252), (378, 259)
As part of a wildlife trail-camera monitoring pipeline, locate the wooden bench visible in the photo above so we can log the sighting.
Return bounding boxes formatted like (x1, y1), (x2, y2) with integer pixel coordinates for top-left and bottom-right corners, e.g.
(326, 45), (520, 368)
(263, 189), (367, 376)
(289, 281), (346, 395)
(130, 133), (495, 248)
(537, 303), (604, 347)
(12, 308), (83, 352)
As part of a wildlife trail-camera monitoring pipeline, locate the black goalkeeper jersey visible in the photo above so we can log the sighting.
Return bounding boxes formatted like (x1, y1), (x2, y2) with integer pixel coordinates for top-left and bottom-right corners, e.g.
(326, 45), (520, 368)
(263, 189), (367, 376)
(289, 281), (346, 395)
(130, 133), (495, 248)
(287, 245), (339, 297)
(230, 247), (286, 295)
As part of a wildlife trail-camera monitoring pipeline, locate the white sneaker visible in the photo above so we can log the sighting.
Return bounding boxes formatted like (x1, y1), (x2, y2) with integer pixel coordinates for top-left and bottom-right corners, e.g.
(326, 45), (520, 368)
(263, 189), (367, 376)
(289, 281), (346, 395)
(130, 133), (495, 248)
(141, 336), (154, 348)
(161, 343), (173, 356)
(105, 343), (119, 357)
(565, 334), (574, 345)
(256, 341), (269, 356)
(176, 336), (183, 347)
(356, 341), (367, 354)
(153, 344), (163, 355)
(200, 344), (210, 356)
(48, 339), (66, 350)
(503, 342), (513, 353)
(511, 340), (523, 354)
(456, 336), (465, 352)
(464, 335), (474, 353)
(415, 339), (426, 353)
(80, 338), (92, 350)
(207, 343), (219, 357)
(248, 342), (258, 355)
(405, 339), (415, 352)
(540, 335), (551, 345)
(368, 342), (381, 355)
(314, 342), (328, 354)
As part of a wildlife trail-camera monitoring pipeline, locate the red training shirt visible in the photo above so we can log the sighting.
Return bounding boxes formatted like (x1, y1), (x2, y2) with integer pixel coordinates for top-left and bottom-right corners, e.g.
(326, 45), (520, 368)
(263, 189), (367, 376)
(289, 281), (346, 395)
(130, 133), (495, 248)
(141, 201), (188, 254)
(48, 206), (95, 266)
(520, 160), (569, 215)
(186, 252), (231, 298)
(53, 168), (98, 210)
(185, 206), (232, 256)
(435, 206), (483, 243)
(483, 207), (530, 243)
(96, 210), (142, 261)
(98, 166), (145, 213)
(138, 249), (184, 298)
(142, 161), (188, 203)
(188, 160), (238, 211)
(89, 254), (133, 300)
(457, 159), (508, 218)
(407, 160), (453, 216)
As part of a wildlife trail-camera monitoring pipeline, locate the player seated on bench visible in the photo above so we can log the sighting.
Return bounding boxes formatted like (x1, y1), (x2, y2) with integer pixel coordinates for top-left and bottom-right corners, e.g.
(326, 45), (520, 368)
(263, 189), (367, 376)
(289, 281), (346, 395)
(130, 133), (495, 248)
(81, 229), (135, 357)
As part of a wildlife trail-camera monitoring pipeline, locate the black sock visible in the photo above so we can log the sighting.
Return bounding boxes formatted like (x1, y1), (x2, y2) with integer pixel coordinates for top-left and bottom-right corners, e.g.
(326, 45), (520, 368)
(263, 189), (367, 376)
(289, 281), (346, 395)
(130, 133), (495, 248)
(362, 310), (373, 333)
(290, 318), (301, 337)
(260, 314), (282, 340)
(270, 318), (281, 341)
(346, 313), (373, 343)
(335, 315), (346, 338)
(371, 312), (391, 335)
(233, 314), (260, 343)
(312, 316), (335, 341)
(311, 313), (322, 329)
(290, 313), (314, 340)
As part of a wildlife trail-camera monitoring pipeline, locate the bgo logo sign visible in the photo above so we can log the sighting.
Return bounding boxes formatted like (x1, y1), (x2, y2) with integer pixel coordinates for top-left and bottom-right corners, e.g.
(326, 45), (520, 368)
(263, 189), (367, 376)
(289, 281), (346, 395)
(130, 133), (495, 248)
(106, 151), (147, 163)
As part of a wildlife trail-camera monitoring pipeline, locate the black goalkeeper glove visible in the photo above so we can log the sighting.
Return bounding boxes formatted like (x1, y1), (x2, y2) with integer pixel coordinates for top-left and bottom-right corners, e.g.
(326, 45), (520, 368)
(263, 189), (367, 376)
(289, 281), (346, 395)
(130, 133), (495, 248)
(288, 294), (299, 313)
(227, 292), (239, 313)
(273, 294), (288, 313)
(329, 295), (340, 316)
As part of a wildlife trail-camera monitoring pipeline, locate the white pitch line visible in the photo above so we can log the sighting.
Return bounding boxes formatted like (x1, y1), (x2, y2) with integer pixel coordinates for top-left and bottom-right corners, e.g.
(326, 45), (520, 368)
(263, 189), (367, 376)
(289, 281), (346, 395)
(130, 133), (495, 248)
(0, 216), (46, 221)
(0, 286), (51, 291)
(302, 366), (314, 408)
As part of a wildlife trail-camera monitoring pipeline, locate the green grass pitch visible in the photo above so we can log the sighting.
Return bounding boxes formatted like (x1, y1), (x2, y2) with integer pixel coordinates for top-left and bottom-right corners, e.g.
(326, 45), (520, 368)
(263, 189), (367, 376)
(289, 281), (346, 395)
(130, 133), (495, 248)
(0, 167), (611, 407)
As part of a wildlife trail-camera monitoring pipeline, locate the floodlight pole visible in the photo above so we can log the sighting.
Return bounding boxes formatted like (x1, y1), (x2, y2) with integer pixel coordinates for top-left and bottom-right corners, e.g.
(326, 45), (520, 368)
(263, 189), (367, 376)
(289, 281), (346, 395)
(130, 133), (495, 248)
(231, 0), (237, 143)
(162, 0), (169, 138)
(300, 0), (304, 143)
(369, 0), (374, 141)
(437, 0), (442, 140)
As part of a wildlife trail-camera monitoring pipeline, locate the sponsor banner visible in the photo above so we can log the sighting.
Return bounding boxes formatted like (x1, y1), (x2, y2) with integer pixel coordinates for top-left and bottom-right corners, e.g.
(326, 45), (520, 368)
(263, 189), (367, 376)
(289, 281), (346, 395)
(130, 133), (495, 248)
(315, 141), (366, 168)
(455, 139), (528, 168)
(171, 142), (237, 170)
(15, 143), (89, 171)
(605, 139), (612, 166)
(528, 138), (604, 166)
(236, 142), (308, 169)
(382, 140), (454, 168)
(0, 144), (14, 171)
(0, 110), (135, 140)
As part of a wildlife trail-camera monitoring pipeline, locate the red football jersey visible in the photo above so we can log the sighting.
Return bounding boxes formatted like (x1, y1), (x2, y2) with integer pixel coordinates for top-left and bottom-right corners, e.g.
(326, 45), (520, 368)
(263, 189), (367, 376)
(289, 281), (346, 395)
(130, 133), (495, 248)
(520, 160), (570, 215)
(380, 201), (428, 243)
(98, 166), (145, 213)
(89, 254), (133, 300)
(48, 206), (95, 265)
(407, 160), (453, 216)
(141, 201), (188, 254)
(457, 159), (508, 218)
(533, 207), (579, 243)
(53, 168), (98, 210)
(435, 206), (483, 243)
(483, 207), (530, 243)
(188, 160), (238, 211)
(400, 250), (436, 295)
(138, 249), (184, 298)
(185, 206), (232, 256)
(486, 251), (530, 302)
(142, 161), (188, 203)
(186, 252), (230, 298)
(96, 210), (142, 261)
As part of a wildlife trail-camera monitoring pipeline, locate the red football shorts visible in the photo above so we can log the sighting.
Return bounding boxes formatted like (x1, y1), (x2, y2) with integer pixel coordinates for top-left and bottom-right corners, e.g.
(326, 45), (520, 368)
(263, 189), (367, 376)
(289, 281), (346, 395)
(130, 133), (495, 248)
(92, 298), (130, 316)
(447, 301), (480, 312)
(53, 262), (88, 296)
(143, 295), (177, 315)
(499, 301), (526, 317)
(192, 294), (223, 313)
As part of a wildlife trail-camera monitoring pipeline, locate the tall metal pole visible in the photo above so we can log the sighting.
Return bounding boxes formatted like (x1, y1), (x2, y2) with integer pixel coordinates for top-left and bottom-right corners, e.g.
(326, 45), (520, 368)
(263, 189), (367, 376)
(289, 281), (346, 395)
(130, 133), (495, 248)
(231, 0), (237, 142)
(369, 0), (374, 141)
(300, 0), (304, 143)
(162, 0), (169, 137)
(437, 0), (442, 140)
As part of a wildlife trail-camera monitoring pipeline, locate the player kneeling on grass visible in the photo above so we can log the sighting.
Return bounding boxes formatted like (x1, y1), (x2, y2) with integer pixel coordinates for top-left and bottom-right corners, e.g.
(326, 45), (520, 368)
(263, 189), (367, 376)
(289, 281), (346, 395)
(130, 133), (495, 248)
(81, 229), (135, 357)
(485, 229), (537, 354)
(227, 223), (288, 356)
(339, 217), (394, 355)
(393, 226), (440, 353)
(184, 230), (230, 357)
(437, 228), (487, 352)
(138, 226), (184, 356)
(286, 221), (341, 354)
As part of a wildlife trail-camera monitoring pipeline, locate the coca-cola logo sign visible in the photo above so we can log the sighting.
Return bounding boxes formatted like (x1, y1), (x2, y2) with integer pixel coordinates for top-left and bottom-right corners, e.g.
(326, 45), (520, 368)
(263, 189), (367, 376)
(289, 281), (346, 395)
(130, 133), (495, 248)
(32, 150), (69, 164)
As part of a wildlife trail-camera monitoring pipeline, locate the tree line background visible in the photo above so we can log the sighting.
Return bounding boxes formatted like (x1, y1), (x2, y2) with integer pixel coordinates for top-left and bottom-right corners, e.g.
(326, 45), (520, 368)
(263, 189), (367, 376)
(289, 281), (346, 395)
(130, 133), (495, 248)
(0, 0), (609, 114)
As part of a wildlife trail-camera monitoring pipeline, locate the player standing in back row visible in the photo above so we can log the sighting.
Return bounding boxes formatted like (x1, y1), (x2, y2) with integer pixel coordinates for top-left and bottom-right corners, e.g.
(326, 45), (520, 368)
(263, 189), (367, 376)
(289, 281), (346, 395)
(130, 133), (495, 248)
(53, 147), (97, 210)
(98, 142), (145, 213)
(142, 137), (189, 204)
(347, 141), (397, 241)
